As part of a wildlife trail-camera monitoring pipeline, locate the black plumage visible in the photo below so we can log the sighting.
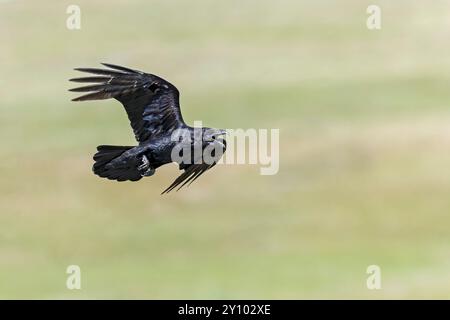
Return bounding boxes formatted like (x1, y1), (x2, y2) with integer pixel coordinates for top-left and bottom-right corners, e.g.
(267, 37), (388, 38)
(70, 63), (226, 193)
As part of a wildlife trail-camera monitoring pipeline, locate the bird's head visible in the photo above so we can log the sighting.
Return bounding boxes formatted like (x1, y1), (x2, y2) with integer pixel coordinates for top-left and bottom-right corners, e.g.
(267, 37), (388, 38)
(200, 128), (227, 164)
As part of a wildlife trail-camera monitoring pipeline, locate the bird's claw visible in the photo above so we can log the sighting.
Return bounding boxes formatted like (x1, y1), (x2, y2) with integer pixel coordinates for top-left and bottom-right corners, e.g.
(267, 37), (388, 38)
(138, 155), (155, 177)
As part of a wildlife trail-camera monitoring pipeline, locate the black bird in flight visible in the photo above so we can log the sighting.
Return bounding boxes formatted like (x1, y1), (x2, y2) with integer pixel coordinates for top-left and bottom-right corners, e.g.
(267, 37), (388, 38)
(69, 63), (226, 193)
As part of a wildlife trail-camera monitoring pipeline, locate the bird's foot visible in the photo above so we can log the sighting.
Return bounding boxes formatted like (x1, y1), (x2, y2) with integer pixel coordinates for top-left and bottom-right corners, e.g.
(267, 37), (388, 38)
(138, 155), (155, 177)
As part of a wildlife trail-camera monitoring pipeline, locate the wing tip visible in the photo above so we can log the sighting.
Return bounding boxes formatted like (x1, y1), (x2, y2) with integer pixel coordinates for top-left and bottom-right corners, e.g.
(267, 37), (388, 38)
(100, 62), (140, 74)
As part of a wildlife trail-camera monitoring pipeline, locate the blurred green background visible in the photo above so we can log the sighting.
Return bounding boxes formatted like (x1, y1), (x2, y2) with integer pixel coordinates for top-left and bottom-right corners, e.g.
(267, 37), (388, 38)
(1, 0), (450, 299)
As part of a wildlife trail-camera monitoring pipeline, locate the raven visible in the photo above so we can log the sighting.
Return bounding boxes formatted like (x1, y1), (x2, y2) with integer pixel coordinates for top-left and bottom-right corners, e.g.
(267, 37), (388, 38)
(69, 63), (226, 193)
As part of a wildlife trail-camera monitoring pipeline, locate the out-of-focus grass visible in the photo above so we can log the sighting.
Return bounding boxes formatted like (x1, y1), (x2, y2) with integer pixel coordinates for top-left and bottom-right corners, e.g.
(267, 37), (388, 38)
(1, 0), (450, 298)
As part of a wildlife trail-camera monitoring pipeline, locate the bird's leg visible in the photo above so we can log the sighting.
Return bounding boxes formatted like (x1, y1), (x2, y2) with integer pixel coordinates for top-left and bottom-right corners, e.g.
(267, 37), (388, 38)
(138, 155), (155, 177)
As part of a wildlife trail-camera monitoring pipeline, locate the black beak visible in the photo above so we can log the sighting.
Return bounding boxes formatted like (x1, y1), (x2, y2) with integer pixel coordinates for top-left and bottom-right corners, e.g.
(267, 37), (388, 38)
(215, 129), (227, 137)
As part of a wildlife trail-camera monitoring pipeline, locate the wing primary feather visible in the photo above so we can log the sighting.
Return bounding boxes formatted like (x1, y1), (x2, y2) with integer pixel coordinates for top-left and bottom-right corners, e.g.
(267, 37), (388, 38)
(161, 167), (196, 194)
(69, 76), (111, 83)
(176, 166), (205, 191)
(161, 164), (214, 194)
(101, 63), (140, 74)
(74, 68), (125, 76)
(186, 164), (215, 188)
(71, 91), (115, 101)
(69, 84), (128, 92)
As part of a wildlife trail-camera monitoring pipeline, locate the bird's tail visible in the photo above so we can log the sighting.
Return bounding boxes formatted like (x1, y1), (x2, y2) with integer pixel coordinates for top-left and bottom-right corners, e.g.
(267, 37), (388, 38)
(93, 145), (142, 181)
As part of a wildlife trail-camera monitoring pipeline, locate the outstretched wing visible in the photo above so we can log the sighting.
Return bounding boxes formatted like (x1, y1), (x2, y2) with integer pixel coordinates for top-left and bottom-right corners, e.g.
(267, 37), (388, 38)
(70, 63), (185, 142)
